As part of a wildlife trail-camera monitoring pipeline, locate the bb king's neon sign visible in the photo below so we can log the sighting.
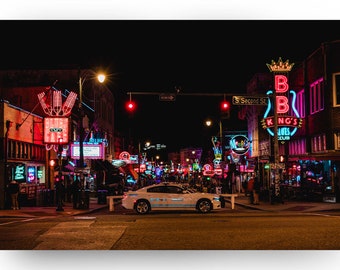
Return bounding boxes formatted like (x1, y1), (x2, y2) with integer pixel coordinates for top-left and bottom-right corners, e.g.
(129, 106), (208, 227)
(262, 59), (302, 141)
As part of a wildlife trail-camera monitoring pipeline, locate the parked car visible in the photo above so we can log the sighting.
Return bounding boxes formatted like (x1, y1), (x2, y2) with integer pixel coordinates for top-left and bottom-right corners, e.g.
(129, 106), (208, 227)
(121, 182), (221, 214)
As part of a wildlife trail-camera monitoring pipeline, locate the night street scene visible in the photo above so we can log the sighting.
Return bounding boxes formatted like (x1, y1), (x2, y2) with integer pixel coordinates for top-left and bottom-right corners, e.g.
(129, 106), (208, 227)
(1, 2), (340, 270)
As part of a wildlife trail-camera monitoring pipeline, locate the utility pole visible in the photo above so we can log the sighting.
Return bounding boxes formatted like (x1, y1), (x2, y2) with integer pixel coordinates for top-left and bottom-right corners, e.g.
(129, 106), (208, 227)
(272, 86), (280, 202)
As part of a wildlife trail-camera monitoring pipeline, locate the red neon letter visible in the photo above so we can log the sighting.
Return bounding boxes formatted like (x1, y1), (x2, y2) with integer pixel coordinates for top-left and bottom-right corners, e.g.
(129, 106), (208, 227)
(276, 96), (289, 114)
(275, 75), (289, 93)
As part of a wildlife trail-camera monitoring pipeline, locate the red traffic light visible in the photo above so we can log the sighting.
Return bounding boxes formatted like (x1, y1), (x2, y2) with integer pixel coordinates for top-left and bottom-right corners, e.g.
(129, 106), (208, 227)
(126, 100), (136, 112)
(220, 101), (230, 110)
(220, 100), (230, 119)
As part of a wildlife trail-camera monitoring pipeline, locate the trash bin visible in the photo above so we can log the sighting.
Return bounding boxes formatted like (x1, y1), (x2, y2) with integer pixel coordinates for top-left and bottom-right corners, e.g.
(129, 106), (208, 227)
(78, 189), (90, 209)
(39, 189), (54, 206)
(97, 189), (108, 204)
(36, 189), (43, 206)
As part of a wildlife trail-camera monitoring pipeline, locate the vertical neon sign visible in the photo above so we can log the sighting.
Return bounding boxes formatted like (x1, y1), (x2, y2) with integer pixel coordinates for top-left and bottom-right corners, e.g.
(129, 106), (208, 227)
(262, 58), (302, 140)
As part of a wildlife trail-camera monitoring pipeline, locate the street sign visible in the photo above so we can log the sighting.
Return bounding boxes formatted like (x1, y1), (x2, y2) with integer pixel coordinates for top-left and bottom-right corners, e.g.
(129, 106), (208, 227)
(143, 144), (166, 150)
(232, 96), (268, 106)
(155, 144), (166, 150)
(159, 94), (176, 101)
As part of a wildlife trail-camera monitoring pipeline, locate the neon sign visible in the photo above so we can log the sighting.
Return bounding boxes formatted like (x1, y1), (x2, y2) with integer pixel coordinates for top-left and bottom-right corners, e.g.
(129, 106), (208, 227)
(44, 117), (70, 144)
(27, 166), (36, 182)
(211, 136), (222, 161)
(262, 58), (302, 141)
(38, 89), (77, 117)
(230, 135), (251, 155)
(119, 151), (131, 161)
(14, 164), (25, 181)
(38, 89), (77, 149)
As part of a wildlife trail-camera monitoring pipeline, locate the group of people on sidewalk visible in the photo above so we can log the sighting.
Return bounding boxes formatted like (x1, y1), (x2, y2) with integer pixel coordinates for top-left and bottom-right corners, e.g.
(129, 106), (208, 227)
(5, 177), (85, 211)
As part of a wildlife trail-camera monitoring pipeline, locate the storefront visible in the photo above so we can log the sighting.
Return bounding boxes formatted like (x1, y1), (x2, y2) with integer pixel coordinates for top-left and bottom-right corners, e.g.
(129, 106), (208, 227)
(6, 162), (47, 207)
(284, 158), (337, 202)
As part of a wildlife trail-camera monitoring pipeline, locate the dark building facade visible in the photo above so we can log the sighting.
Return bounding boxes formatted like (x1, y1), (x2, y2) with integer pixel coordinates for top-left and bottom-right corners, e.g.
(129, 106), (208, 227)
(247, 40), (340, 202)
(0, 69), (118, 209)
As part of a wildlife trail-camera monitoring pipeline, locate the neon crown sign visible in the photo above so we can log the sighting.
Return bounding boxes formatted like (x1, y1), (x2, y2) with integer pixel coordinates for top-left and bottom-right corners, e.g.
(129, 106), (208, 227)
(266, 57), (294, 73)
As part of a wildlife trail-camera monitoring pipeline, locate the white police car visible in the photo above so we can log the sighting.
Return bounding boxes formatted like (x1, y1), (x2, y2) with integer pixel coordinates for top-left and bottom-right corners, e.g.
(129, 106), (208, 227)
(122, 182), (221, 214)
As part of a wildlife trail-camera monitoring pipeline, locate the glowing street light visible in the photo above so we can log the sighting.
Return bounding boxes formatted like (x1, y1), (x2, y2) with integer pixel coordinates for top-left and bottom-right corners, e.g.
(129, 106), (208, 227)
(78, 70), (106, 171)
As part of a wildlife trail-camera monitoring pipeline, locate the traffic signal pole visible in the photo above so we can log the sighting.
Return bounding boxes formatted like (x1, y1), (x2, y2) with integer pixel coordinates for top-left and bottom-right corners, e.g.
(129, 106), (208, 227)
(126, 91), (267, 97)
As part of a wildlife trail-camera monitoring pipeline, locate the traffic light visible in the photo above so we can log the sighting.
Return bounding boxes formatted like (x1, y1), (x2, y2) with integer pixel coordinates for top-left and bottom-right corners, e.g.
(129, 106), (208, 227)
(220, 100), (230, 119)
(221, 100), (229, 110)
(125, 100), (136, 112)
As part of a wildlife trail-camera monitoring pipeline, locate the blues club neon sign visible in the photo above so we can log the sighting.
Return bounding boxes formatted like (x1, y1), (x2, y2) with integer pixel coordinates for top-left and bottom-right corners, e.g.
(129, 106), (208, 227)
(262, 58), (302, 141)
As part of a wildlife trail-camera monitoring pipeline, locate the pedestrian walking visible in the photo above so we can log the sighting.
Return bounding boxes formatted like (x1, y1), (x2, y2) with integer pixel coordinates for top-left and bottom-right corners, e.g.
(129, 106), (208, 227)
(241, 174), (248, 193)
(7, 180), (20, 210)
(235, 171), (241, 193)
(253, 176), (261, 205)
(55, 178), (66, 211)
(247, 175), (254, 204)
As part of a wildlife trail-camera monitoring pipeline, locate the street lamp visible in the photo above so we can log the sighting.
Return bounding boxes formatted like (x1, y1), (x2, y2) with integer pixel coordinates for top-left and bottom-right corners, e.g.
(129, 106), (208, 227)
(205, 118), (224, 163)
(205, 117), (227, 190)
(205, 118), (223, 148)
(137, 141), (151, 184)
(77, 70), (106, 173)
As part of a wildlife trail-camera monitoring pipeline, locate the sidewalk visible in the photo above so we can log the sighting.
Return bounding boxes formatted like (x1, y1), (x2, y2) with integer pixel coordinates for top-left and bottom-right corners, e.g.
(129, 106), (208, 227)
(0, 197), (108, 218)
(231, 193), (340, 212)
(1, 194), (340, 218)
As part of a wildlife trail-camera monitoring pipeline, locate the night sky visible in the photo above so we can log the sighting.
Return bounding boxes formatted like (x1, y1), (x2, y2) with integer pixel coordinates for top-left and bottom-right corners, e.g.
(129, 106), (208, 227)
(1, 20), (340, 153)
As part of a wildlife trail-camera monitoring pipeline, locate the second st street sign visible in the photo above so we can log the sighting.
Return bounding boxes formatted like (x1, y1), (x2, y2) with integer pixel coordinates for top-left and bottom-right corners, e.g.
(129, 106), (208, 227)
(232, 95), (268, 106)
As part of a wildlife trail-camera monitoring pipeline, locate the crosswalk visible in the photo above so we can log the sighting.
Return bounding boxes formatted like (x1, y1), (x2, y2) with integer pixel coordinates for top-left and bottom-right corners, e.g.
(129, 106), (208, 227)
(34, 220), (126, 250)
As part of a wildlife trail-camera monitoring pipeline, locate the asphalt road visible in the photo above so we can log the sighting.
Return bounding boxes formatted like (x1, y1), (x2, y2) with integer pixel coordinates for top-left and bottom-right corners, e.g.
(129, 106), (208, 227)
(1, 207), (340, 250)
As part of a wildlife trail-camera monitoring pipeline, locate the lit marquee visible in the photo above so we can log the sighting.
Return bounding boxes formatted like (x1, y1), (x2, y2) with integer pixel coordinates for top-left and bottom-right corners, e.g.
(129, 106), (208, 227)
(71, 143), (104, 160)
